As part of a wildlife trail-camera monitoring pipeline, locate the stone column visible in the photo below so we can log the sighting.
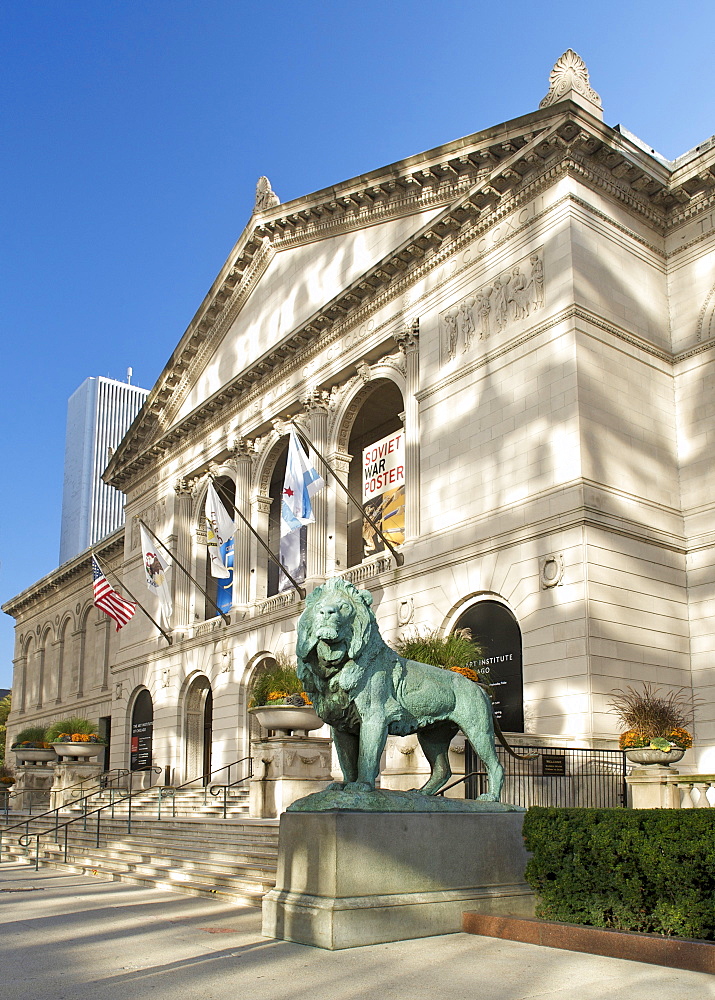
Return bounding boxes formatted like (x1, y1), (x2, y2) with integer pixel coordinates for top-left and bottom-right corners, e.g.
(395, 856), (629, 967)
(251, 495), (272, 601)
(173, 479), (195, 628)
(35, 645), (45, 709)
(304, 394), (330, 584)
(394, 320), (420, 541)
(53, 636), (64, 705)
(233, 440), (254, 606)
(98, 617), (111, 692)
(75, 625), (86, 698)
(12, 655), (26, 715)
(329, 451), (352, 573)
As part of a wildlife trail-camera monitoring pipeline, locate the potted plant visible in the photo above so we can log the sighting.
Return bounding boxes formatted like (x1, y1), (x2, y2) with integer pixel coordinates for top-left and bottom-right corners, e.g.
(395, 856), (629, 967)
(0, 764), (15, 788)
(248, 655), (324, 735)
(45, 717), (107, 761)
(391, 627), (485, 682)
(608, 683), (697, 766)
(10, 726), (57, 765)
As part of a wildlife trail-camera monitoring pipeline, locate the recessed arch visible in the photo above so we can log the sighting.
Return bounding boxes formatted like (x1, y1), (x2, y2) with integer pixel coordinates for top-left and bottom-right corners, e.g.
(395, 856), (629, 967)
(129, 687), (154, 772)
(243, 649), (281, 745)
(444, 592), (524, 733)
(334, 377), (405, 568)
(182, 673), (213, 784)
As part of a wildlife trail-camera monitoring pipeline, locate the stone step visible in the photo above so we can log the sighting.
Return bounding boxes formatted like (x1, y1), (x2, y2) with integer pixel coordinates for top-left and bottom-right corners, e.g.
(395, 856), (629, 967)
(43, 843), (277, 882)
(4, 849), (267, 906)
(9, 831), (278, 866)
(1, 810), (279, 905)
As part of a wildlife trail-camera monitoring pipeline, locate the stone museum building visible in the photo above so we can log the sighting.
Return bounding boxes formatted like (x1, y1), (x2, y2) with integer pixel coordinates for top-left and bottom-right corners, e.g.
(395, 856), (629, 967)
(5, 51), (715, 783)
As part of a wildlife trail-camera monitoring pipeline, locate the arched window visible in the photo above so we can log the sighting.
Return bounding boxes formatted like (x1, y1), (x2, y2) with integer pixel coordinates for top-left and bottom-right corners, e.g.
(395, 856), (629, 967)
(130, 689), (154, 772)
(452, 600), (524, 733)
(346, 381), (405, 568)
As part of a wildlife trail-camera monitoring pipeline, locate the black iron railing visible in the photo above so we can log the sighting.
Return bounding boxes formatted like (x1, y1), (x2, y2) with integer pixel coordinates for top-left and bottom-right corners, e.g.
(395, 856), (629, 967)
(463, 743), (629, 807)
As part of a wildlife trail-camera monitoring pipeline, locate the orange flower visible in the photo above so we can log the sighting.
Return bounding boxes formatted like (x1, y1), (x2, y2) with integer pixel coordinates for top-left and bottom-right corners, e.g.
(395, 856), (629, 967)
(449, 666), (480, 684)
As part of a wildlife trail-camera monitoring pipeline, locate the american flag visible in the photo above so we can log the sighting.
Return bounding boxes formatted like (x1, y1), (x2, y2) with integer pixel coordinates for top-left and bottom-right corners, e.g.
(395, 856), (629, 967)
(92, 556), (136, 631)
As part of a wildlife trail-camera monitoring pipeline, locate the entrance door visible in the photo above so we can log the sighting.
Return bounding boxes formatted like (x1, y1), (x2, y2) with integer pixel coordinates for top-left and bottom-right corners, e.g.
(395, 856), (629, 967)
(202, 688), (213, 785)
(130, 691), (153, 772)
(184, 676), (213, 784)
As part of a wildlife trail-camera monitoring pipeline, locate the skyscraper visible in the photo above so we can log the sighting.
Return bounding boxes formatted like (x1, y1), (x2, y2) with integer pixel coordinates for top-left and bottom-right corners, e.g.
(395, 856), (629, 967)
(59, 375), (148, 563)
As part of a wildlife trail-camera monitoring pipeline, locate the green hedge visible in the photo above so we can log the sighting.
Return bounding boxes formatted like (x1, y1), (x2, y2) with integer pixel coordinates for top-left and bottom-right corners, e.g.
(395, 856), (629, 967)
(523, 807), (715, 939)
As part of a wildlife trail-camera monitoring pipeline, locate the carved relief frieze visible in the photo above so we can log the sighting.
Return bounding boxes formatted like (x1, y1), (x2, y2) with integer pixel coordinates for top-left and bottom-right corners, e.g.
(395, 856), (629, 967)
(439, 249), (544, 365)
(130, 498), (167, 551)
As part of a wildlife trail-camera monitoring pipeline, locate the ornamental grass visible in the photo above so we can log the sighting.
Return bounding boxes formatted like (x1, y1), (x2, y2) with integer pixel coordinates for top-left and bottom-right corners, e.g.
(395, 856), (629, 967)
(11, 725), (49, 749)
(391, 628), (485, 683)
(45, 717), (100, 743)
(608, 683), (699, 746)
(249, 654), (311, 707)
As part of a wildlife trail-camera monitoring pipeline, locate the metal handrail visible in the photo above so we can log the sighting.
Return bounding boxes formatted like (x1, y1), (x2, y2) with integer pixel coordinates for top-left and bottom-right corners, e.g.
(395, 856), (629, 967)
(157, 757), (253, 819)
(1, 766), (161, 864)
(436, 771), (485, 796)
(15, 766), (163, 871)
(207, 759), (253, 819)
(4, 767), (129, 818)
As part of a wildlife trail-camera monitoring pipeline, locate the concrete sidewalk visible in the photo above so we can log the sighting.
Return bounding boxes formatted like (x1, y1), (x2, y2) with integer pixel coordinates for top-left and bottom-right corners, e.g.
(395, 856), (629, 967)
(1, 862), (713, 1000)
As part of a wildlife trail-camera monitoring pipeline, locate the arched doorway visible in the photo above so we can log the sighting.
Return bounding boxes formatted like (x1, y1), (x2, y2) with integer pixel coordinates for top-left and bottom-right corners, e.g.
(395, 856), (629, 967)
(452, 599), (524, 733)
(130, 689), (153, 772)
(184, 676), (213, 784)
(346, 381), (404, 567)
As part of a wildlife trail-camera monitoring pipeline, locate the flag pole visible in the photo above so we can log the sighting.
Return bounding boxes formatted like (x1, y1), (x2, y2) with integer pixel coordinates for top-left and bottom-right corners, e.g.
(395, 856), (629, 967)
(288, 423), (405, 567)
(138, 519), (231, 626)
(208, 475), (306, 600)
(93, 552), (173, 645)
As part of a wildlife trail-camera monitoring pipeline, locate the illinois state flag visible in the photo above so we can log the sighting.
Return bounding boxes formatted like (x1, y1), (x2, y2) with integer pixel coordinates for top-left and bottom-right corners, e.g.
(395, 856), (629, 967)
(139, 524), (173, 624)
(279, 426), (324, 589)
(205, 481), (235, 579)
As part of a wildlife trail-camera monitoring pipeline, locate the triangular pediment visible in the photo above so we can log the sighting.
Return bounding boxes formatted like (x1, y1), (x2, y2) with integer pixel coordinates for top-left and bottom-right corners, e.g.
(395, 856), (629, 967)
(107, 90), (703, 491)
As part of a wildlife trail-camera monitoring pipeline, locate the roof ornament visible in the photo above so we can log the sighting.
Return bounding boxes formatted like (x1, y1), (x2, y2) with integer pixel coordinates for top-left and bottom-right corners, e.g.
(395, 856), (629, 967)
(254, 175), (280, 213)
(539, 49), (603, 119)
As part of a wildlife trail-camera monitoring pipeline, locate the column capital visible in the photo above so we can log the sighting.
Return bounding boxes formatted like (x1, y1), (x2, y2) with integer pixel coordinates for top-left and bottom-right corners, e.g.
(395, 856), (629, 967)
(302, 388), (333, 414)
(393, 318), (420, 354)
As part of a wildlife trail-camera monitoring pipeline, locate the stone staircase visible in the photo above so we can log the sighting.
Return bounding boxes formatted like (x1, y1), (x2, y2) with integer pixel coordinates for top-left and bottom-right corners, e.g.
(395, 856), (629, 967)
(64, 783), (251, 820)
(0, 787), (279, 906)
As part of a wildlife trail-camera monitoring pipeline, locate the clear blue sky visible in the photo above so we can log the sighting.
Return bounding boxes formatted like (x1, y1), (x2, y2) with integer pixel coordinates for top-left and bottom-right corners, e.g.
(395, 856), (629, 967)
(2, 1), (713, 688)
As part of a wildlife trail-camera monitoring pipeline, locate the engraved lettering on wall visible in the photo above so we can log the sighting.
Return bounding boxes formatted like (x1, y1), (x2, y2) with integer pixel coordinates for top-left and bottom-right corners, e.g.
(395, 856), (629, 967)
(440, 250), (544, 364)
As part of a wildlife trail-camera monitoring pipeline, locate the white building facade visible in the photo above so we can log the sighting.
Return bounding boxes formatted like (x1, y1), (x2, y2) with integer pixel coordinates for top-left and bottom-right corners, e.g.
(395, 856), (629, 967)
(6, 52), (715, 780)
(59, 375), (148, 564)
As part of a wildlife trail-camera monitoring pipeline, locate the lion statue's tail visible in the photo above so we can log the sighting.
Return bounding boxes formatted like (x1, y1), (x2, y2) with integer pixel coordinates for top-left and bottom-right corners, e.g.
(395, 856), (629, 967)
(491, 709), (539, 760)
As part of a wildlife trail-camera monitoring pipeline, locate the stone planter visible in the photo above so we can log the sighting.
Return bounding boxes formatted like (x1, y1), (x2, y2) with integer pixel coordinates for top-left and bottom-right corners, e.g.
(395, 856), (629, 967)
(625, 748), (685, 767)
(13, 748), (57, 765)
(51, 742), (103, 761)
(248, 705), (325, 735)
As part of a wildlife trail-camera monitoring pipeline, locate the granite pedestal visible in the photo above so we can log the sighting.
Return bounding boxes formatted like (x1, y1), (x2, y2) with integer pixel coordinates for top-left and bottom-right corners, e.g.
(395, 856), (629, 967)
(262, 806), (533, 949)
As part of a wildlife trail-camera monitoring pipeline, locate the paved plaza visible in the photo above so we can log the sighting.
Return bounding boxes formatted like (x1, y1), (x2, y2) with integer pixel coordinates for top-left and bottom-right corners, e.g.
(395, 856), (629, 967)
(1, 862), (713, 1000)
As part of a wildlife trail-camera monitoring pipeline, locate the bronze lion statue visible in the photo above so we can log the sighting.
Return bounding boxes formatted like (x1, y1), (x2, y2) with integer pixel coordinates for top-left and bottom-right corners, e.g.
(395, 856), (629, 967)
(297, 577), (507, 800)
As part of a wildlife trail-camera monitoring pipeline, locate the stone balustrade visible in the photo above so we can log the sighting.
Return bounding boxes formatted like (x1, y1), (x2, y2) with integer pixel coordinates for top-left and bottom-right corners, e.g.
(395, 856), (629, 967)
(626, 767), (715, 809)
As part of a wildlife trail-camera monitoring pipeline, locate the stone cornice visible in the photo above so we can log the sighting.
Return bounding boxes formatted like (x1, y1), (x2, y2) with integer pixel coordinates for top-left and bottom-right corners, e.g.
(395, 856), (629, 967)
(2, 530), (125, 619)
(106, 102), (704, 491)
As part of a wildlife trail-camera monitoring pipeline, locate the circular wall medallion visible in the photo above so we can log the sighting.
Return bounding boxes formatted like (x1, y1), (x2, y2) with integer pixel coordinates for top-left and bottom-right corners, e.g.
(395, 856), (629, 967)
(541, 554), (564, 589)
